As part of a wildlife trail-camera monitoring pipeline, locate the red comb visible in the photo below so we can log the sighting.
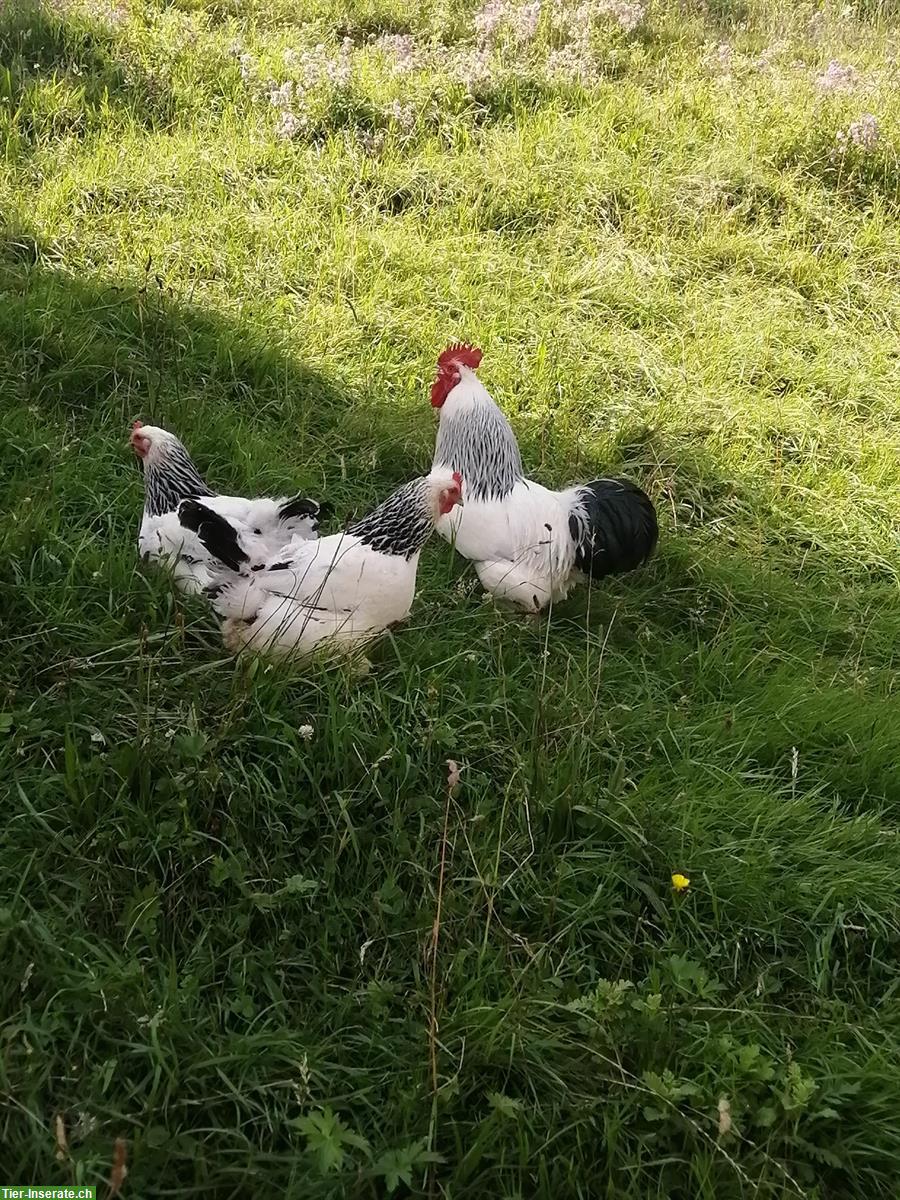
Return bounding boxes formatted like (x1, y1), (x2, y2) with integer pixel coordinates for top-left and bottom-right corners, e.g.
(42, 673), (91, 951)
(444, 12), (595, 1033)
(437, 342), (482, 371)
(452, 471), (463, 489)
(132, 420), (143, 430)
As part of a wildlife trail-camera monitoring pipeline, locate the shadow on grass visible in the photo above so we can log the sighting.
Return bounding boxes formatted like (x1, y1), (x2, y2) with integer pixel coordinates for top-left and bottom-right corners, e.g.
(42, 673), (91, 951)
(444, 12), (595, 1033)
(0, 221), (423, 485)
(0, 212), (434, 671)
(0, 0), (175, 156)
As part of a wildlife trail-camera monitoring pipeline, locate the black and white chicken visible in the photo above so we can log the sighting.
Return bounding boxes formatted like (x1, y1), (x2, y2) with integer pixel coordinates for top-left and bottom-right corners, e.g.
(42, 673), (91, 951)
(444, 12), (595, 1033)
(430, 344), (658, 611)
(131, 421), (324, 594)
(177, 469), (463, 659)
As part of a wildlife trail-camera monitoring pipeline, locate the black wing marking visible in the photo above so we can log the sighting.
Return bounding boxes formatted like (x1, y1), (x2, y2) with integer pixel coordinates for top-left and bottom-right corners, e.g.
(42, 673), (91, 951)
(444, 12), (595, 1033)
(178, 500), (249, 572)
(278, 494), (330, 522)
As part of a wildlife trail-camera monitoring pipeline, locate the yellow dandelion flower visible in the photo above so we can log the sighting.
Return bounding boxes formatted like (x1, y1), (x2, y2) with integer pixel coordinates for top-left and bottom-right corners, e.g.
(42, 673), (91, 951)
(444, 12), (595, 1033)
(671, 873), (690, 892)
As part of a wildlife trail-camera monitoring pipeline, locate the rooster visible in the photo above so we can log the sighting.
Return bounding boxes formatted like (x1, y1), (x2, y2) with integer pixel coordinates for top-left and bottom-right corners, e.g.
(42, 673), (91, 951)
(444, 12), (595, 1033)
(131, 421), (324, 594)
(177, 470), (463, 659)
(430, 344), (658, 611)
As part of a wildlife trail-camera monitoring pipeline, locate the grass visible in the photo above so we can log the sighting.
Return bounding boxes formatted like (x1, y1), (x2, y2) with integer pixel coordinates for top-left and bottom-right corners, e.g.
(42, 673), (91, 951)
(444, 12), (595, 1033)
(2, 0), (900, 1195)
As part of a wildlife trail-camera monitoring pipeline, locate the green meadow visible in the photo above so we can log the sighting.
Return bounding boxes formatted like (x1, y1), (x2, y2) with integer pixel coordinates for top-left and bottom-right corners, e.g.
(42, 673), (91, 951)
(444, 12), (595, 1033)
(1, 0), (899, 1195)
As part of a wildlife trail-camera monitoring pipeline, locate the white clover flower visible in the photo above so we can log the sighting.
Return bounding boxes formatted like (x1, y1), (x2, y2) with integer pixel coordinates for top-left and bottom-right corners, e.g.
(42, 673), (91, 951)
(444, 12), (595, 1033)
(816, 59), (857, 92)
(275, 110), (305, 139)
(475, 0), (508, 42)
(286, 42), (354, 91)
(510, 0), (542, 40)
(456, 46), (495, 90)
(547, 44), (598, 83)
(846, 113), (879, 149)
(708, 42), (732, 72)
(268, 80), (295, 108)
(595, 0), (644, 32)
(384, 99), (416, 130)
(375, 33), (418, 73)
(754, 39), (787, 72)
(298, 724), (315, 740)
(358, 128), (387, 154)
(807, 10), (826, 39)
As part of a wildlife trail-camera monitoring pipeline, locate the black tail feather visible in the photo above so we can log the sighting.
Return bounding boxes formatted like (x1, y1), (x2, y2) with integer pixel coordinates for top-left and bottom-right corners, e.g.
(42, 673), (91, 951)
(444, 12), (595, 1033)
(569, 478), (658, 580)
(178, 500), (249, 573)
(278, 494), (329, 523)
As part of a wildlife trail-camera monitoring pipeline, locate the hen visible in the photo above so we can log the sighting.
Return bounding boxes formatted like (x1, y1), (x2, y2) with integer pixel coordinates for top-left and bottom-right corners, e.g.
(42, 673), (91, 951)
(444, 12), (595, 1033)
(132, 421), (324, 594)
(177, 469), (463, 659)
(430, 344), (658, 611)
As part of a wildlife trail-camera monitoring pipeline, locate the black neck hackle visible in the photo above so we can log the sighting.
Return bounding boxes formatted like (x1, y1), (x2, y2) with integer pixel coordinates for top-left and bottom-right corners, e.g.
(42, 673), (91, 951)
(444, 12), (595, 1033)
(143, 439), (214, 516)
(433, 394), (523, 502)
(348, 478), (436, 559)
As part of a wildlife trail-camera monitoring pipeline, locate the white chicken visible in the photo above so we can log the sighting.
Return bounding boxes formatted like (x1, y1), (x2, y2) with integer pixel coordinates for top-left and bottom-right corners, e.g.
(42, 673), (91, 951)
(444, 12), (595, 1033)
(131, 421), (324, 594)
(176, 469), (463, 660)
(430, 344), (658, 611)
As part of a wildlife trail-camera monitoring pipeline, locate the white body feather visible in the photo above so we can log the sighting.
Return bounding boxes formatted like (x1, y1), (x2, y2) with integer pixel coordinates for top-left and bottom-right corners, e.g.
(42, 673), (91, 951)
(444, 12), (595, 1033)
(139, 495), (317, 594)
(433, 371), (582, 611)
(436, 479), (582, 610)
(212, 531), (422, 659)
(193, 473), (459, 660)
